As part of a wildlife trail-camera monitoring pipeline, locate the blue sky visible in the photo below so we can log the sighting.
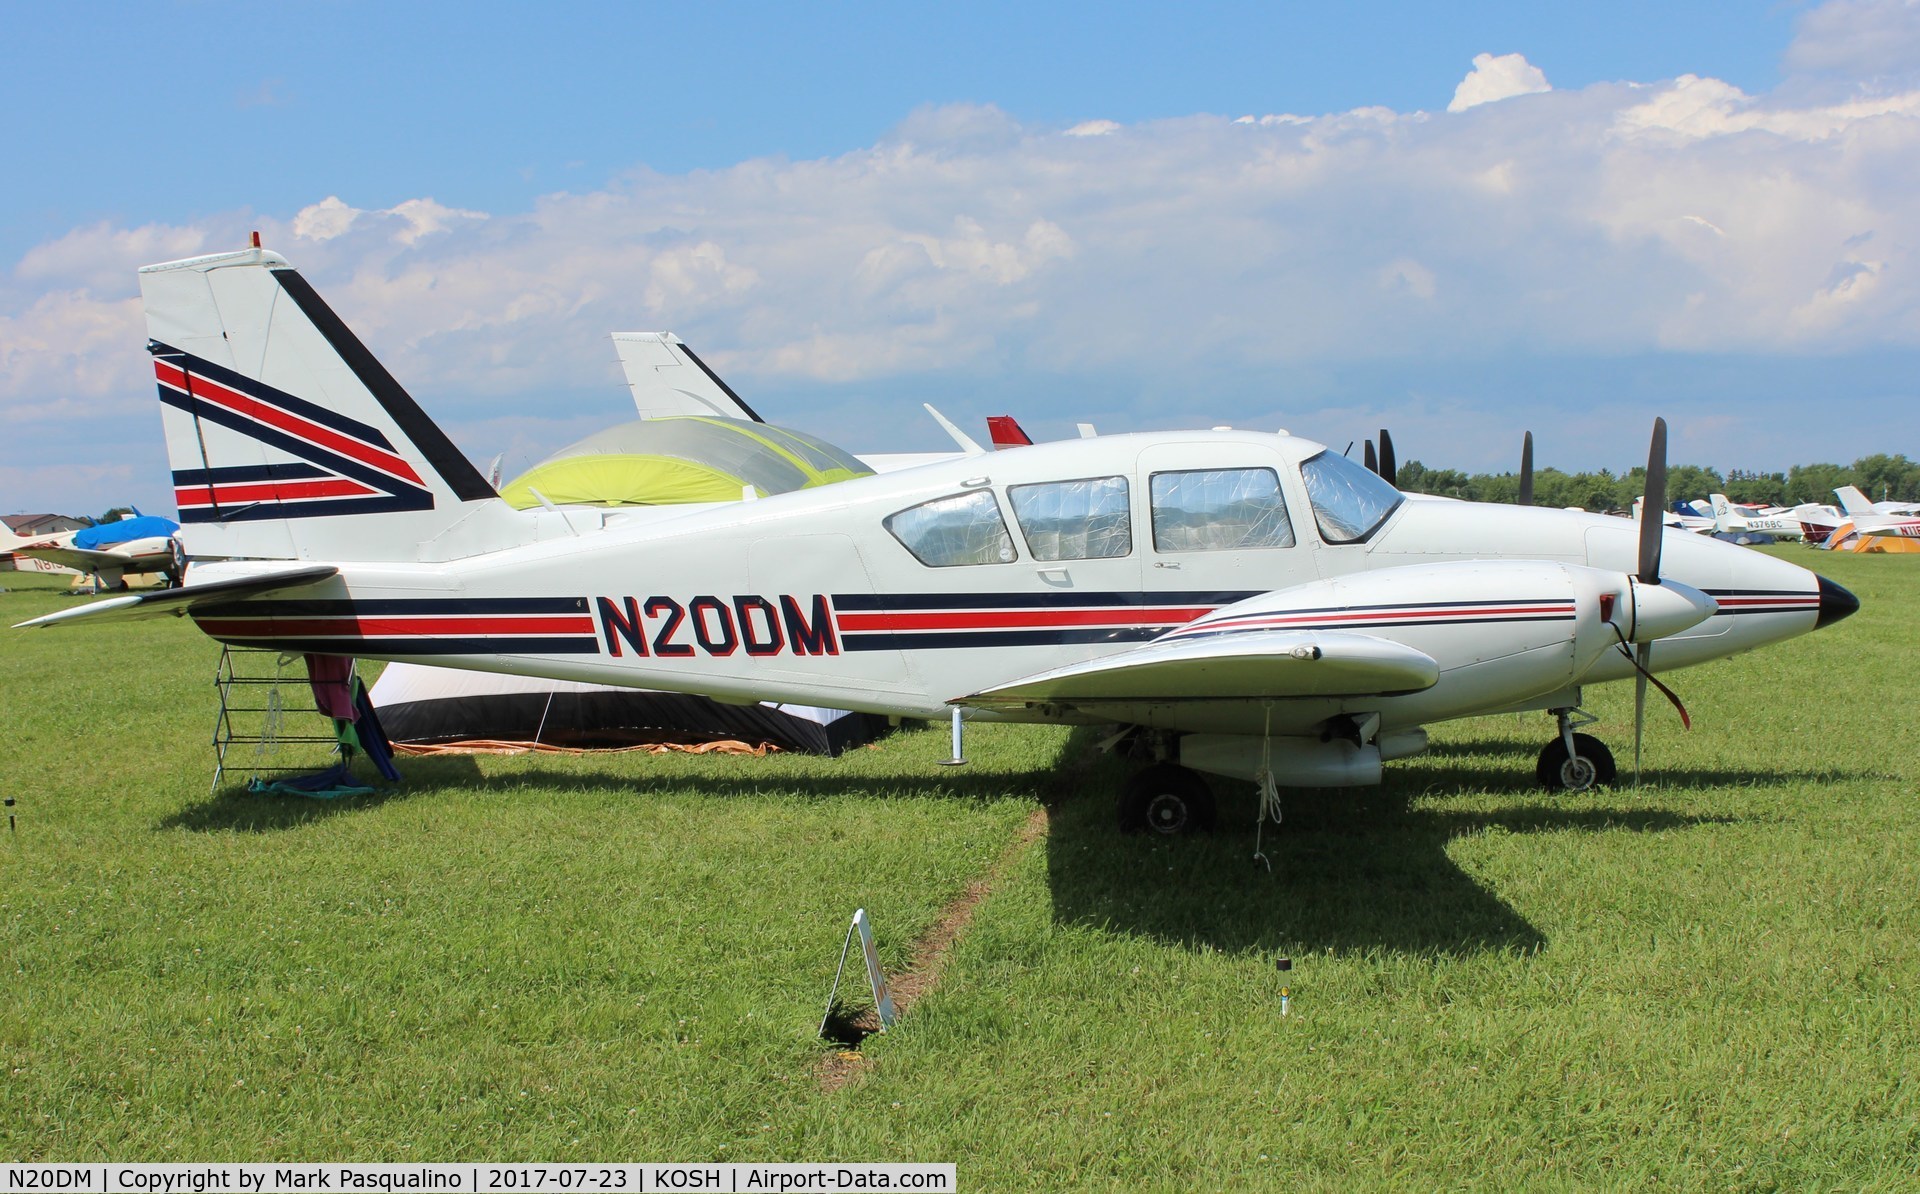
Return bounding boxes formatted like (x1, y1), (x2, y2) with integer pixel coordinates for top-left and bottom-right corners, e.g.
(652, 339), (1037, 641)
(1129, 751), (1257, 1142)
(5, 0), (1918, 516)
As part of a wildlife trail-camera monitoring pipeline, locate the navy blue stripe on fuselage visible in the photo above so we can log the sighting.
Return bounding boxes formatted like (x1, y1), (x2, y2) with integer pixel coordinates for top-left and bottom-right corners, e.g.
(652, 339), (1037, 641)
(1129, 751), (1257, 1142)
(201, 636), (602, 656)
(192, 596), (590, 618)
(831, 590), (1261, 611)
(1167, 611), (1576, 641)
(840, 626), (1168, 652)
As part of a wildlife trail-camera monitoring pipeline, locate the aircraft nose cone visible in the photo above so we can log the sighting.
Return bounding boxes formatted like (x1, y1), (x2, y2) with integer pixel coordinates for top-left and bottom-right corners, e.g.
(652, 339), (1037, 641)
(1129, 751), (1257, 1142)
(1815, 574), (1860, 630)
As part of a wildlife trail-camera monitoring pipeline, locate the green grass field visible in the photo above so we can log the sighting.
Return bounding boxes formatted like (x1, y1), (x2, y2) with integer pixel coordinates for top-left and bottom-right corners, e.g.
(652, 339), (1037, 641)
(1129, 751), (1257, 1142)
(3, 551), (1916, 1188)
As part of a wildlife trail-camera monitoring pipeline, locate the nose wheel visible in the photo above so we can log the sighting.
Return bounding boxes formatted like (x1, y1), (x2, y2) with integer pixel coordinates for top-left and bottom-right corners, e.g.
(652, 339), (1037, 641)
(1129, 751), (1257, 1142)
(1537, 708), (1615, 792)
(1119, 763), (1216, 834)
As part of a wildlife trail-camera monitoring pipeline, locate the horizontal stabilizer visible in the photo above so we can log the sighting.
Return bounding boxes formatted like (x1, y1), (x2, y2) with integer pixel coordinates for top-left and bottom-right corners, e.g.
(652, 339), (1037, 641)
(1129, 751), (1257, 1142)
(14, 566), (339, 630)
(963, 629), (1439, 707)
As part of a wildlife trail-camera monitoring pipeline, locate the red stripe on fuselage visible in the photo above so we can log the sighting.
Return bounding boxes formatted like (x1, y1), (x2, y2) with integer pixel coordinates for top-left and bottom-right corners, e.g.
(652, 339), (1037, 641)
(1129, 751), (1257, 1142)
(1711, 596), (1817, 609)
(1177, 603), (1577, 635)
(155, 361), (424, 485)
(192, 615), (595, 638)
(835, 606), (1214, 632)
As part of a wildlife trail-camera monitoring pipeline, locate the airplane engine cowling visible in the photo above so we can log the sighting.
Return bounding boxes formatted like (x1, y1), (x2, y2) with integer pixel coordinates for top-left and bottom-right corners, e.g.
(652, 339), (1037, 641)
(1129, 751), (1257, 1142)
(1155, 559), (1691, 736)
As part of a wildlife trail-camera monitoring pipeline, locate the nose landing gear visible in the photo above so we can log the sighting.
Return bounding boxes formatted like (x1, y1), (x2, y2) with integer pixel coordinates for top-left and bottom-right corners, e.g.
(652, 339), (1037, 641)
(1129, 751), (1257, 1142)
(1538, 708), (1616, 792)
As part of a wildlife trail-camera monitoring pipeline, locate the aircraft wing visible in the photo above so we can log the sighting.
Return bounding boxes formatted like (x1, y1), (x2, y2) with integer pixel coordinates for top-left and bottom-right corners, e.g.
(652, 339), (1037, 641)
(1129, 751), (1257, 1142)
(962, 629), (1439, 708)
(611, 332), (763, 422)
(13, 544), (132, 571)
(13, 566), (339, 629)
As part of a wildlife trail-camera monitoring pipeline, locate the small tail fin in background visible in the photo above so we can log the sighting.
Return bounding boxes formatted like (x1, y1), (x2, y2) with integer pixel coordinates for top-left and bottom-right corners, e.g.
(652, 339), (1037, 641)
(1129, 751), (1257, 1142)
(1833, 485), (1875, 516)
(611, 332), (762, 422)
(986, 416), (1033, 449)
(1708, 493), (1745, 532)
(142, 246), (503, 563)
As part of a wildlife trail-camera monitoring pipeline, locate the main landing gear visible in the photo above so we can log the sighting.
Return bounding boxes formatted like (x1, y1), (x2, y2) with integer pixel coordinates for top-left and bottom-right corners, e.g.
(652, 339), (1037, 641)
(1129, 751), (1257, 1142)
(1118, 762), (1217, 835)
(1537, 708), (1616, 792)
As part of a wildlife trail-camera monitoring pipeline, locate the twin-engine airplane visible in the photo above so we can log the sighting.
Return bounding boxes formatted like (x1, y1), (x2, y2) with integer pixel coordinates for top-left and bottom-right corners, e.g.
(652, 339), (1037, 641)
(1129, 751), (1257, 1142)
(17, 245), (1860, 832)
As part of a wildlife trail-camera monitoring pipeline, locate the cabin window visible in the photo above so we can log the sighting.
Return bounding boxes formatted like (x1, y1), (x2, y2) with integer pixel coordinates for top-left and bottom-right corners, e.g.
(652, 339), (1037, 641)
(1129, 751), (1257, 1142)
(885, 490), (1018, 567)
(1008, 476), (1132, 561)
(1149, 468), (1294, 552)
(1299, 450), (1404, 544)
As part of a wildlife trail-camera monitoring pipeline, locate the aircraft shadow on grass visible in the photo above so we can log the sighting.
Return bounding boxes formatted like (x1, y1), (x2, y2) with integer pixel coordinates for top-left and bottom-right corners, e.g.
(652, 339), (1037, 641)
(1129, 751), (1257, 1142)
(157, 754), (488, 833)
(1039, 728), (1754, 960)
(159, 726), (1829, 959)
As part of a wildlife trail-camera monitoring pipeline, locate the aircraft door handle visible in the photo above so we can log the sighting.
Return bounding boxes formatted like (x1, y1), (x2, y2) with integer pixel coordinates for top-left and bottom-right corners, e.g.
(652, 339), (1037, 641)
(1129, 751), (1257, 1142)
(1155, 561), (1181, 569)
(1036, 566), (1072, 585)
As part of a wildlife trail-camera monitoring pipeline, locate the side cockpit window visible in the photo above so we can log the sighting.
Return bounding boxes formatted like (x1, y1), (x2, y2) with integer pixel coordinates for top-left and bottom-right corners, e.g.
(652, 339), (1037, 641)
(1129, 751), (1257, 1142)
(1299, 450), (1404, 543)
(885, 490), (1018, 567)
(1008, 476), (1132, 561)
(1150, 468), (1294, 551)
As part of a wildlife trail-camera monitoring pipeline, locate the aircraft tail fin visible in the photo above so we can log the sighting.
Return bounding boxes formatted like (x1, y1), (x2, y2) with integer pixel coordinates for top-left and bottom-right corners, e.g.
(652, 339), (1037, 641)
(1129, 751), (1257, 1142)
(1708, 493), (1746, 531)
(986, 416), (1034, 449)
(611, 332), (762, 422)
(1833, 485), (1875, 516)
(142, 246), (503, 563)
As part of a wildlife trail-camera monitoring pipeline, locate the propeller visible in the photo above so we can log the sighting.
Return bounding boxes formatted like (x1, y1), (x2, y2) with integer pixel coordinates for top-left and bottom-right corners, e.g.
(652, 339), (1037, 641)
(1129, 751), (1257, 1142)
(1517, 431), (1534, 506)
(1633, 417), (1670, 782)
(1377, 428), (1397, 488)
(1362, 438), (1377, 475)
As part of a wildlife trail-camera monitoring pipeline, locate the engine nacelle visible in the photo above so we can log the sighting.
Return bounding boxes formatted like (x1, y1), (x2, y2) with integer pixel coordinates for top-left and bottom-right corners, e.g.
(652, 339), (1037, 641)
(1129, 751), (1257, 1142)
(1179, 726), (1432, 785)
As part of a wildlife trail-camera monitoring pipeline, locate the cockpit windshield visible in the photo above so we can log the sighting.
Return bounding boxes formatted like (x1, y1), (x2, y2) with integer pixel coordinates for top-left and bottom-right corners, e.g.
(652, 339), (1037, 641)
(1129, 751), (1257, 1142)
(1299, 450), (1405, 543)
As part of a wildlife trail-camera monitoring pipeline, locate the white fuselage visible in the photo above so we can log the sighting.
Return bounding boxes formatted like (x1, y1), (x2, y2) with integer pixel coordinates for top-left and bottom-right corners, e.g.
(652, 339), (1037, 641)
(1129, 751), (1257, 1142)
(183, 430), (1829, 739)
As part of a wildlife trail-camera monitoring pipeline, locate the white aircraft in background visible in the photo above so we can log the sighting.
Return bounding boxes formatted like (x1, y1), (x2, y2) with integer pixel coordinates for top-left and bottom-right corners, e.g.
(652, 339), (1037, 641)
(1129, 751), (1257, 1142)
(1632, 497), (1714, 535)
(611, 330), (961, 474)
(1708, 495), (1805, 542)
(1, 526), (80, 575)
(1833, 485), (1920, 518)
(1832, 485), (1920, 539)
(7, 512), (181, 588)
(18, 245), (1860, 834)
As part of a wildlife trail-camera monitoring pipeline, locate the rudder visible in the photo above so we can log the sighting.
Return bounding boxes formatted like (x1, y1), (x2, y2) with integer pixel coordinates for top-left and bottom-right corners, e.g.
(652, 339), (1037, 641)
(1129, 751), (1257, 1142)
(143, 246), (499, 562)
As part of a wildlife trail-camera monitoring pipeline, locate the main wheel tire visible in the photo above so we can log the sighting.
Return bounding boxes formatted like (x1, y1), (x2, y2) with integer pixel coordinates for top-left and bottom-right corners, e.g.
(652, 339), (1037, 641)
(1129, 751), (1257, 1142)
(1119, 763), (1216, 835)
(1535, 732), (1617, 792)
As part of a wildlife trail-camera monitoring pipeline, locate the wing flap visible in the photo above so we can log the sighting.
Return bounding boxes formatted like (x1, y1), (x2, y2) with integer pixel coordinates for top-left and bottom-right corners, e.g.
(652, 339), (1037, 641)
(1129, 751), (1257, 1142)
(963, 629), (1440, 706)
(13, 566), (339, 629)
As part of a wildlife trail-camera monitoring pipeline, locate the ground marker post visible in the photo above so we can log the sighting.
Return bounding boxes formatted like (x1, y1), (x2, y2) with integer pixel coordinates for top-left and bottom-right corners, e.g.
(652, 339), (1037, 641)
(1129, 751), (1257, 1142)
(1277, 956), (1292, 1017)
(819, 907), (898, 1038)
(5, 796), (14, 836)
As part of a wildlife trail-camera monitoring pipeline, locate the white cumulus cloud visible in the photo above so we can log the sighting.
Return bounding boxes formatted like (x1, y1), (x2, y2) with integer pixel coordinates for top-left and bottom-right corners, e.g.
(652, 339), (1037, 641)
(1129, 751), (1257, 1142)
(6, 1), (1920, 513)
(1448, 52), (1552, 113)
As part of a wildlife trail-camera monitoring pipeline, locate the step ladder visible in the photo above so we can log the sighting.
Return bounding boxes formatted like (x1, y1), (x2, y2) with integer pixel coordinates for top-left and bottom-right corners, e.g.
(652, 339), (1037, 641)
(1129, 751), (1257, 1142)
(209, 647), (359, 793)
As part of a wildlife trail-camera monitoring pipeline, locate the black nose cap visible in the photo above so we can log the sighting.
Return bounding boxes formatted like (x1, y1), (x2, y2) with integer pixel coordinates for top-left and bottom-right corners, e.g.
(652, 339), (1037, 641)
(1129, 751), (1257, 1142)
(1814, 575), (1859, 630)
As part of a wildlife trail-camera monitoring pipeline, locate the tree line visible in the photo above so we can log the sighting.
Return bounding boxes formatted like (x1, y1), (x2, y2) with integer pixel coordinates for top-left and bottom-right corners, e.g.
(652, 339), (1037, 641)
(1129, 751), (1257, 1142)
(1395, 454), (1920, 511)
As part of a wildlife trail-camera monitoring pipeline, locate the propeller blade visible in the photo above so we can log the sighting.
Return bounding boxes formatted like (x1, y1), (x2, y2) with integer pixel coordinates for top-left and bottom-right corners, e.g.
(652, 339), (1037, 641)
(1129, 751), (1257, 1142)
(1378, 428), (1397, 488)
(1363, 439), (1377, 474)
(1518, 431), (1534, 507)
(1638, 418), (1668, 585)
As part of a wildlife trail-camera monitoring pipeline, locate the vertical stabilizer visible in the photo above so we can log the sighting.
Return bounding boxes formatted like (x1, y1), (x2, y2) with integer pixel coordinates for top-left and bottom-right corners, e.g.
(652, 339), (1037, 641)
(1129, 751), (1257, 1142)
(1708, 494), (1746, 532)
(1833, 485), (1875, 517)
(142, 247), (504, 562)
(611, 332), (763, 422)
